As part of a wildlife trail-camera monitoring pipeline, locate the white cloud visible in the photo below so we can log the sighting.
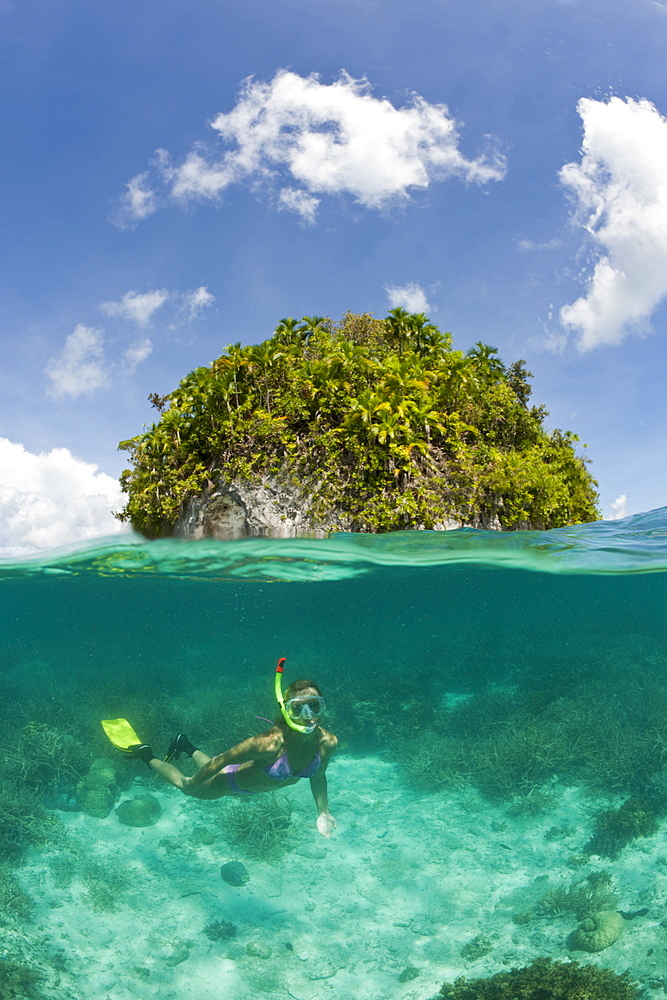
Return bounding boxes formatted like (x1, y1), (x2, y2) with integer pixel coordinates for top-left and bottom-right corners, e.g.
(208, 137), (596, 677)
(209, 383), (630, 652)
(111, 171), (158, 229)
(180, 285), (215, 321)
(122, 337), (154, 373)
(45, 324), (108, 399)
(609, 494), (628, 520)
(559, 96), (667, 350)
(116, 70), (506, 225)
(46, 286), (214, 397)
(100, 289), (170, 327)
(0, 438), (128, 558)
(278, 187), (321, 224)
(385, 282), (431, 313)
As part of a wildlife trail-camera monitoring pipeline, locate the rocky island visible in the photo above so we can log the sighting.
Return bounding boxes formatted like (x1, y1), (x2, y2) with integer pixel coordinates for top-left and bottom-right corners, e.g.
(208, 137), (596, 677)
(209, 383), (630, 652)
(117, 311), (599, 538)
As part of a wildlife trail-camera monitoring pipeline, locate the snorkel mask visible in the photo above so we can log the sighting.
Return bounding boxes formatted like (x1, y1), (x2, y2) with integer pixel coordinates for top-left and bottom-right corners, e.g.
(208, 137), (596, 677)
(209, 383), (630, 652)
(274, 657), (325, 734)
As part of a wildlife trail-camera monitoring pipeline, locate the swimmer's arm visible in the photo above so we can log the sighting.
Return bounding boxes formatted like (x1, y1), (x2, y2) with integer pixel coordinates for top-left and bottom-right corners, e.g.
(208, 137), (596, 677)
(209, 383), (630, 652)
(186, 734), (279, 788)
(311, 732), (338, 838)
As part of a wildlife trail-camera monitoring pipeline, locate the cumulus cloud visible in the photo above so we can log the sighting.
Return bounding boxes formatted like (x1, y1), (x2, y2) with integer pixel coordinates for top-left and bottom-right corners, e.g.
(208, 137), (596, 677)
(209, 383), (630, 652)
(100, 289), (170, 327)
(385, 282), (431, 313)
(609, 494), (628, 520)
(115, 70), (506, 225)
(46, 286), (215, 395)
(0, 438), (128, 558)
(559, 96), (667, 350)
(278, 187), (321, 224)
(45, 324), (108, 399)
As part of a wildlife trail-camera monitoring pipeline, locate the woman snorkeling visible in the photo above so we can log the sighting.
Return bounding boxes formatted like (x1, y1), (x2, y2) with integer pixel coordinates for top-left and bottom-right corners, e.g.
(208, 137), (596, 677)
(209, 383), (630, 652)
(102, 659), (338, 838)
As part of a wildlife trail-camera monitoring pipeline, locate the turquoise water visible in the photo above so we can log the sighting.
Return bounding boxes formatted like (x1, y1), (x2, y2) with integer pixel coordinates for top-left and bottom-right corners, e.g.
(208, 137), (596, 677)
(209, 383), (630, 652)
(2, 510), (667, 998)
(2, 509), (666, 707)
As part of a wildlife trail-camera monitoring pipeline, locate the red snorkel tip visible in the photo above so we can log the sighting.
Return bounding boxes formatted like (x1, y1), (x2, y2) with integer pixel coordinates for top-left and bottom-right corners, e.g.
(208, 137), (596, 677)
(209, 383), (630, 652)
(276, 657), (286, 673)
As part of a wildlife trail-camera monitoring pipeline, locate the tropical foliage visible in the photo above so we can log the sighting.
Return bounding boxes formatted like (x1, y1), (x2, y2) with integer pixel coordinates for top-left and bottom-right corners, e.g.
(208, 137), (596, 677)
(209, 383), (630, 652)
(117, 311), (599, 535)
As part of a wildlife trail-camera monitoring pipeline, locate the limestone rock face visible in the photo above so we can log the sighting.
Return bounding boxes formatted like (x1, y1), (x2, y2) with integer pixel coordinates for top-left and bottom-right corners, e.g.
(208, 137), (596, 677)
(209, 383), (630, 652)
(174, 476), (340, 539)
(173, 475), (472, 540)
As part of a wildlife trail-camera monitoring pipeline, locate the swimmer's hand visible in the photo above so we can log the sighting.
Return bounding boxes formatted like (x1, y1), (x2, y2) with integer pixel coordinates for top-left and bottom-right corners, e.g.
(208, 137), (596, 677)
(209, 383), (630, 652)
(316, 812), (337, 838)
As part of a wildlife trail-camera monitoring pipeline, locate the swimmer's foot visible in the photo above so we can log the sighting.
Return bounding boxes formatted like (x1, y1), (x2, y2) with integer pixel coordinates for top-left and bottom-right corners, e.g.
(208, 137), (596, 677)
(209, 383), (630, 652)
(165, 733), (198, 762)
(128, 744), (156, 766)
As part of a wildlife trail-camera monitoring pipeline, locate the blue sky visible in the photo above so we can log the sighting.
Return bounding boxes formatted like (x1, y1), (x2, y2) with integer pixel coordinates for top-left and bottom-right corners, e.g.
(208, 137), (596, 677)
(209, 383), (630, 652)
(1, 0), (666, 554)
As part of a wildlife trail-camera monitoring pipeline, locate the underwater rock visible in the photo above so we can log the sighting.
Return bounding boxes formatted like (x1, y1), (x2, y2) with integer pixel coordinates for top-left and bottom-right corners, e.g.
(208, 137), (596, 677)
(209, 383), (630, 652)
(220, 860), (250, 886)
(76, 758), (122, 818)
(193, 825), (216, 845)
(569, 909), (625, 952)
(246, 940), (271, 959)
(161, 941), (189, 966)
(116, 794), (162, 827)
(44, 784), (79, 812)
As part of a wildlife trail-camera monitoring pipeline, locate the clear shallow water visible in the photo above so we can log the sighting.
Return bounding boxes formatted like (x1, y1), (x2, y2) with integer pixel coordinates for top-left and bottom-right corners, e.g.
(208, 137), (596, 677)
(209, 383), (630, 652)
(3, 505), (667, 582)
(2, 508), (666, 691)
(2, 510), (667, 999)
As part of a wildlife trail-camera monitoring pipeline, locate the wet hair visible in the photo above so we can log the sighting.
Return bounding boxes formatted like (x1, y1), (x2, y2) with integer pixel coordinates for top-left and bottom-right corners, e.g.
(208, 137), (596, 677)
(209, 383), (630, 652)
(283, 679), (322, 700)
(275, 678), (323, 727)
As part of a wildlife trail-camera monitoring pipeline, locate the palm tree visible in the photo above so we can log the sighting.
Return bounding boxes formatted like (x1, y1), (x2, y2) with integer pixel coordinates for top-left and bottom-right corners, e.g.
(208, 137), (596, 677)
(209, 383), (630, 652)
(299, 315), (328, 344)
(385, 307), (412, 355)
(344, 389), (390, 436)
(467, 342), (505, 380)
(408, 313), (439, 354)
(249, 343), (284, 411)
(274, 317), (306, 348)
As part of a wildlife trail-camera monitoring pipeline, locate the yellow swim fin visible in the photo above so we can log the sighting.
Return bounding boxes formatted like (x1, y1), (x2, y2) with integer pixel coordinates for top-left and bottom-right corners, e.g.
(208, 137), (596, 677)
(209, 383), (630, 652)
(101, 718), (143, 752)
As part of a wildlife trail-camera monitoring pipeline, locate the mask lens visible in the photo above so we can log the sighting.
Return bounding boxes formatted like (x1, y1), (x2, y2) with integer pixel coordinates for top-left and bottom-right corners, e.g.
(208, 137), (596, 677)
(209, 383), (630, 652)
(287, 696), (325, 718)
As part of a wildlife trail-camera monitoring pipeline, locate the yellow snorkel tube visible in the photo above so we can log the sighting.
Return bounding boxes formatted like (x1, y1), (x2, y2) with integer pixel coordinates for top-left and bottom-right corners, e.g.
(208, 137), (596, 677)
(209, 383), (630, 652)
(274, 657), (315, 734)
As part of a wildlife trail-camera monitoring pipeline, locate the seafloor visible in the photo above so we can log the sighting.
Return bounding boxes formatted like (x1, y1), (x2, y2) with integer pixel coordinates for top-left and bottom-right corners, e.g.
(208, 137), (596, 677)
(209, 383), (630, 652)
(6, 752), (667, 1000)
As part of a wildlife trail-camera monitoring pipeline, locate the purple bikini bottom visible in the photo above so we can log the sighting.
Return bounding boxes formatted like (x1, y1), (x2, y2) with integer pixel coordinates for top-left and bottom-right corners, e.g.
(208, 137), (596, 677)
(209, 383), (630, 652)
(222, 764), (256, 795)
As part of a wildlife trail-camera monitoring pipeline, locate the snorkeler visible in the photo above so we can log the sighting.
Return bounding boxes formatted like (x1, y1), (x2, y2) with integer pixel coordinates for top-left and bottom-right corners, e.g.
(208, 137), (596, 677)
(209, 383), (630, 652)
(101, 659), (338, 838)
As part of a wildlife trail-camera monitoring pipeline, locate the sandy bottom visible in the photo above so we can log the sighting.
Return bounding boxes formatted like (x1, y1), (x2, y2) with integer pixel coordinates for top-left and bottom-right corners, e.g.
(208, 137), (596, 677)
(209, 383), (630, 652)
(8, 755), (667, 1000)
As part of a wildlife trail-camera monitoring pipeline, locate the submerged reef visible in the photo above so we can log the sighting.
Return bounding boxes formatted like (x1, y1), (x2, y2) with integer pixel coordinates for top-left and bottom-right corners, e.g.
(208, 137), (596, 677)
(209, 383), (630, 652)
(0, 863), (33, 923)
(436, 957), (639, 999)
(568, 909), (625, 953)
(391, 667), (667, 803)
(116, 793), (162, 827)
(76, 757), (125, 818)
(585, 797), (659, 858)
(0, 957), (45, 1000)
(0, 780), (61, 859)
(537, 870), (618, 920)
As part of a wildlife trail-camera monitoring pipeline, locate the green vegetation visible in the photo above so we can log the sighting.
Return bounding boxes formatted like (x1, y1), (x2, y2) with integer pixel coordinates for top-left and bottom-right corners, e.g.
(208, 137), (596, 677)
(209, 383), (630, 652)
(437, 957), (639, 1000)
(387, 671), (667, 804)
(80, 857), (134, 912)
(221, 794), (293, 858)
(537, 871), (617, 920)
(0, 780), (61, 859)
(117, 311), (599, 535)
(585, 797), (660, 858)
(460, 933), (493, 961)
(0, 958), (45, 999)
(0, 862), (33, 923)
